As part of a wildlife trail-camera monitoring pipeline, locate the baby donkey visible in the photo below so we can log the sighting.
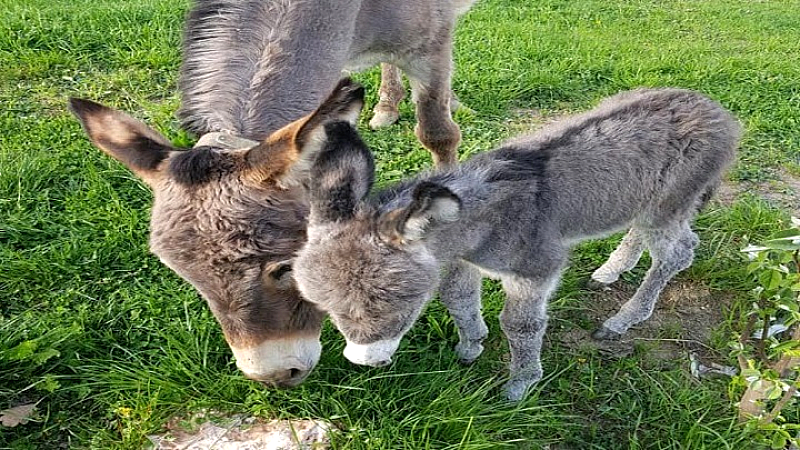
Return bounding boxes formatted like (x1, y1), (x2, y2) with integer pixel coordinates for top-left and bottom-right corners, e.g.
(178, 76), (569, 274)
(292, 87), (740, 400)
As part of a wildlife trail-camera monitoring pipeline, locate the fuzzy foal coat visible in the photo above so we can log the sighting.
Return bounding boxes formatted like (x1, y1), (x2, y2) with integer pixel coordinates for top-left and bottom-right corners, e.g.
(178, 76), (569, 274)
(293, 88), (740, 400)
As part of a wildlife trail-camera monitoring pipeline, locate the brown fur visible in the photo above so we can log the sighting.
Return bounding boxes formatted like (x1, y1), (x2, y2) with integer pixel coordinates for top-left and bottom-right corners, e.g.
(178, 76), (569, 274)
(68, 80), (365, 385)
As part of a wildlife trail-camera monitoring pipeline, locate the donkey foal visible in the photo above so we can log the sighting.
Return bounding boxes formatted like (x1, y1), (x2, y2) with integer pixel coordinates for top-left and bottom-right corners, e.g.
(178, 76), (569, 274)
(292, 88), (740, 400)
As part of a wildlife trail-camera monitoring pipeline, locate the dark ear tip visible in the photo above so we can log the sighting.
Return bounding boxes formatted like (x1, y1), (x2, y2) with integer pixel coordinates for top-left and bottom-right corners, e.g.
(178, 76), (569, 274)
(334, 76), (353, 87)
(352, 85), (365, 101)
(67, 98), (102, 117)
(335, 76), (356, 89)
(333, 77), (365, 100)
(67, 98), (83, 115)
(322, 121), (360, 142)
(413, 181), (459, 201)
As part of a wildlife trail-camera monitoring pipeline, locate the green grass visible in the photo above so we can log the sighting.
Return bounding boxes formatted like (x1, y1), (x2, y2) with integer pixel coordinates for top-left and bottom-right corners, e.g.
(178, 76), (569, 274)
(2, 0), (799, 448)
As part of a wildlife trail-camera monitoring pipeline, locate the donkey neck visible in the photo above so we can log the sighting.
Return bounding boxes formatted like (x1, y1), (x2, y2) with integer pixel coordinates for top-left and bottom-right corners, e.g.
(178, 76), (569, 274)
(179, 0), (365, 139)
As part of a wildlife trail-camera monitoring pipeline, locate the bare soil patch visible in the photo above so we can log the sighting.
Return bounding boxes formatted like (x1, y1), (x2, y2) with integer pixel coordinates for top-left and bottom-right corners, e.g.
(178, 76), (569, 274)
(716, 169), (800, 216)
(556, 279), (734, 368)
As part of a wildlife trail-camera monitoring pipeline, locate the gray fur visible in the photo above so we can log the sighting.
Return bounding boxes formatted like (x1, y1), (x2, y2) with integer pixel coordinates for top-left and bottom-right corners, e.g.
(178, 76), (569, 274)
(293, 88), (740, 400)
(179, 0), (476, 165)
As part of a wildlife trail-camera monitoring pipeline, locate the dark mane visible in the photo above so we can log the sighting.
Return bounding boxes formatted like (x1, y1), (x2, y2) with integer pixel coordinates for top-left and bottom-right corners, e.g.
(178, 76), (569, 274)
(169, 147), (232, 185)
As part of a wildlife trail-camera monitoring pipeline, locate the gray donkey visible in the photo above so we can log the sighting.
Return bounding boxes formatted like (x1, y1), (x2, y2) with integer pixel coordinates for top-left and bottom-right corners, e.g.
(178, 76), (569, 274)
(178, 0), (476, 166)
(292, 87), (740, 400)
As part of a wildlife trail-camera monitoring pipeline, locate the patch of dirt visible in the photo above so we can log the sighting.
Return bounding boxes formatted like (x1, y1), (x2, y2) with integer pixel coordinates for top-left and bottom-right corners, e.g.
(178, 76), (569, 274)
(148, 411), (332, 450)
(716, 169), (800, 216)
(557, 279), (733, 368)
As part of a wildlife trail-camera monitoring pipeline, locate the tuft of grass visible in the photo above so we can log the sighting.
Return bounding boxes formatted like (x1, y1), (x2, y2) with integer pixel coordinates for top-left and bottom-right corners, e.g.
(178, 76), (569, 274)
(2, 0), (799, 448)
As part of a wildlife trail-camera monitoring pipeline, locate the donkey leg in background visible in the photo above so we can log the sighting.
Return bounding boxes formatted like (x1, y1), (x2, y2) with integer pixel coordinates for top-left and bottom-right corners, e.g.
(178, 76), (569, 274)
(369, 64), (406, 129)
(370, 63), (466, 131)
(589, 228), (647, 287)
(593, 222), (699, 340)
(439, 261), (489, 364)
(406, 50), (460, 167)
(499, 272), (562, 401)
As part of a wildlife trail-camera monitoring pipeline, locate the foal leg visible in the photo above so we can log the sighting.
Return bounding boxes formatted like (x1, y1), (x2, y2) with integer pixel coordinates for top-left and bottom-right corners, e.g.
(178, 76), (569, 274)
(438, 261), (488, 363)
(593, 222), (699, 340)
(406, 52), (460, 167)
(369, 64), (406, 129)
(499, 273), (561, 401)
(589, 228), (646, 286)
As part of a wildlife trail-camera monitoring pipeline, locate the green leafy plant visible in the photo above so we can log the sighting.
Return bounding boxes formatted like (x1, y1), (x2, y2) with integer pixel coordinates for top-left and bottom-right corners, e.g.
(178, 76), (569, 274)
(736, 217), (800, 448)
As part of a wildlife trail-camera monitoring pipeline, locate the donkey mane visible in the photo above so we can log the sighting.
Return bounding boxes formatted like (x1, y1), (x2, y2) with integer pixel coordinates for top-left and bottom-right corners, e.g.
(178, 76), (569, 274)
(179, 0), (349, 137)
(168, 146), (237, 186)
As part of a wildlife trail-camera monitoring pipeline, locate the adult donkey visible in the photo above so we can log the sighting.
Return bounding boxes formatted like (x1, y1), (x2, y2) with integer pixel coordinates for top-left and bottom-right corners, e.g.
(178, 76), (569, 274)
(178, 0), (475, 166)
(68, 0), (473, 388)
(69, 81), (364, 388)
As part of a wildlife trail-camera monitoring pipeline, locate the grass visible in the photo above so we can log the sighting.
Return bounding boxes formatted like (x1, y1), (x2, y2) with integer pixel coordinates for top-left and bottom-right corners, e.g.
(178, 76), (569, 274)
(2, 0), (799, 448)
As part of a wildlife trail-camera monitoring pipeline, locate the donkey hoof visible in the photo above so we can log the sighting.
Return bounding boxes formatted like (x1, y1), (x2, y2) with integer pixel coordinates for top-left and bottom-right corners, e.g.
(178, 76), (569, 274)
(458, 356), (478, 365)
(503, 378), (536, 402)
(369, 109), (400, 129)
(455, 342), (484, 365)
(450, 100), (475, 115)
(457, 352), (481, 365)
(591, 326), (622, 341)
(584, 278), (611, 291)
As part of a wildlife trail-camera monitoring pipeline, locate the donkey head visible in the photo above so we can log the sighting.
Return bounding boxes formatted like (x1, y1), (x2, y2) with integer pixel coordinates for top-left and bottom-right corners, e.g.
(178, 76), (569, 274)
(69, 79), (365, 387)
(293, 123), (462, 367)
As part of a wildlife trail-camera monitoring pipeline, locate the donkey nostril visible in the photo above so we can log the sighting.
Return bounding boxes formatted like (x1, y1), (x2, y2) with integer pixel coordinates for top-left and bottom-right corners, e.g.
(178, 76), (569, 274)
(289, 368), (303, 379)
(373, 359), (391, 368)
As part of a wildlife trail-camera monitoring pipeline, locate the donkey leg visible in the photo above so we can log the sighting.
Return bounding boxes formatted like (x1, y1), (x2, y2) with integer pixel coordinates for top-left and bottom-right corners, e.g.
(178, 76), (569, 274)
(407, 64), (460, 168)
(499, 273), (561, 401)
(589, 228), (646, 286)
(369, 64), (406, 130)
(439, 261), (488, 363)
(593, 222), (699, 340)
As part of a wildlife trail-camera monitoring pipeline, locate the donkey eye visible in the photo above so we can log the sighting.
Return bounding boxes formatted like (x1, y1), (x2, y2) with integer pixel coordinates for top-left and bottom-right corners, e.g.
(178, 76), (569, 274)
(270, 263), (293, 280)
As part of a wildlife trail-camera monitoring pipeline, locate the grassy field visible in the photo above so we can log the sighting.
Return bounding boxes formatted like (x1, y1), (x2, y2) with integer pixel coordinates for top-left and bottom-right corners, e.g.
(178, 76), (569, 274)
(2, 0), (800, 448)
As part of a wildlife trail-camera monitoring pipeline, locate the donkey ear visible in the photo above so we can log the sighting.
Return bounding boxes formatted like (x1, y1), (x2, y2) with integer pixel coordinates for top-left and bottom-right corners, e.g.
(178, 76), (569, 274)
(307, 121), (375, 223)
(379, 182), (462, 244)
(293, 77), (365, 152)
(68, 98), (173, 183)
(245, 78), (365, 188)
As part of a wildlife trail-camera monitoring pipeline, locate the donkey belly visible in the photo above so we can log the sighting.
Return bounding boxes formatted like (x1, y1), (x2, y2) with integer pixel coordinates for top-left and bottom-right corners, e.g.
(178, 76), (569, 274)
(557, 201), (645, 244)
(343, 52), (385, 73)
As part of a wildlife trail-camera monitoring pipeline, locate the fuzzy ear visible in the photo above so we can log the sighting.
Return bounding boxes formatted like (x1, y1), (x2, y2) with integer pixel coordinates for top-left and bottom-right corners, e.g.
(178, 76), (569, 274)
(245, 78), (365, 187)
(264, 259), (295, 290)
(307, 121), (375, 223)
(379, 182), (462, 244)
(68, 98), (174, 183)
